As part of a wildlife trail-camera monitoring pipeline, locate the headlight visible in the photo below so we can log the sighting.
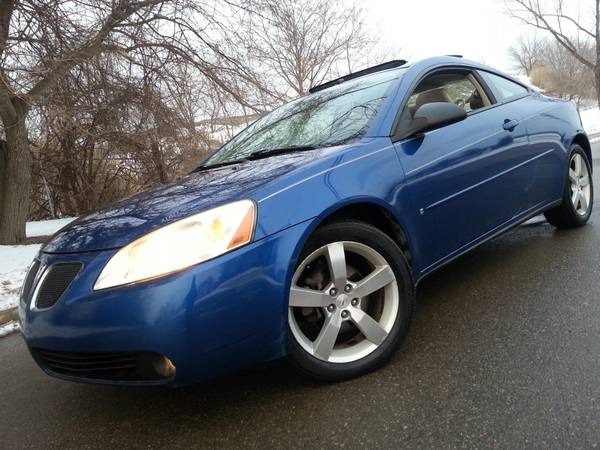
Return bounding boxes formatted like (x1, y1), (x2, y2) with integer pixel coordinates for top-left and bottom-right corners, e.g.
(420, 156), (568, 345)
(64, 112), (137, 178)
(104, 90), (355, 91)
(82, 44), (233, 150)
(94, 200), (255, 290)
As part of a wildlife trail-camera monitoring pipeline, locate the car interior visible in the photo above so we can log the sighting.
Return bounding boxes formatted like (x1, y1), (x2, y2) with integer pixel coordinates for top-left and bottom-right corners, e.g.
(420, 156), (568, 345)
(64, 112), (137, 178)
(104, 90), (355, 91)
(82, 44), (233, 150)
(407, 72), (491, 117)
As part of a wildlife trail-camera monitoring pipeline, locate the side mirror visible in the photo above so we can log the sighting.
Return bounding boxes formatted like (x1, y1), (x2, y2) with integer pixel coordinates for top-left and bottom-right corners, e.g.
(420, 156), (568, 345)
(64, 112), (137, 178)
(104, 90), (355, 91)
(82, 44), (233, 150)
(404, 102), (467, 138)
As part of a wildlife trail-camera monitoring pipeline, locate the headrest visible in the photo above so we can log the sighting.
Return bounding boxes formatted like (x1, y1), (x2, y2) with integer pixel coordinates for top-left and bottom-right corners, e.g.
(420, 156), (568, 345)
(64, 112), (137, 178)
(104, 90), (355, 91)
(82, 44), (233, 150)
(415, 88), (452, 109)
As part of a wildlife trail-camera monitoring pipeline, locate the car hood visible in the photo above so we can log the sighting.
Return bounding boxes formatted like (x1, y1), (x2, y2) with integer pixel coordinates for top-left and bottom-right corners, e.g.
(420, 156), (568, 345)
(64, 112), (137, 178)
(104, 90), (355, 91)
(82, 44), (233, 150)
(43, 149), (342, 253)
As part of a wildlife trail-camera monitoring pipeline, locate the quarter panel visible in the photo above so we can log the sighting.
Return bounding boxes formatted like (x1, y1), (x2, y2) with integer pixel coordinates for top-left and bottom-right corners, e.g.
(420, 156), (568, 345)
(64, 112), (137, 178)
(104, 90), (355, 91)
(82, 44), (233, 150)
(511, 93), (574, 204)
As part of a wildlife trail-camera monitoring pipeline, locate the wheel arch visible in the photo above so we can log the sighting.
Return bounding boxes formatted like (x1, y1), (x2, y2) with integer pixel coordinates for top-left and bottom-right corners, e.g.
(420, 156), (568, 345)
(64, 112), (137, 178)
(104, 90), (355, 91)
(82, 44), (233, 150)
(571, 133), (592, 171)
(314, 199), (414, 270)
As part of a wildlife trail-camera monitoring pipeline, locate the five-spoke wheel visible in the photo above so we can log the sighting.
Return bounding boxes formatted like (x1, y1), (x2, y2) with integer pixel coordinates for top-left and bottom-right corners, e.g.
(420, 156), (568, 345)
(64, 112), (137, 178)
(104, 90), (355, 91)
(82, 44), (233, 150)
(568, 152), (591, 216)
(545, 144), (593, 228)
(289, 241), (398, 363)
(287, 221), (414, 381)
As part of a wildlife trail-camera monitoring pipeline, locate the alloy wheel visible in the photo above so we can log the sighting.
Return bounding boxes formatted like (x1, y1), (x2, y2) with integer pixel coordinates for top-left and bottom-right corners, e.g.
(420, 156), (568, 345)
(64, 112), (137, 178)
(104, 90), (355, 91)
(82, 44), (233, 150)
(288, 241), (399, 363)
(569, 153), (591, 216)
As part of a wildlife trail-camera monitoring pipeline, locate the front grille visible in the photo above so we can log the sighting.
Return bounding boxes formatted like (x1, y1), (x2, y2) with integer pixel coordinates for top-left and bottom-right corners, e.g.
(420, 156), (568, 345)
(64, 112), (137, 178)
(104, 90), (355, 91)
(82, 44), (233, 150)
(21, 259), (40, 303)
(33, 349), (173, 383)
(35, 263), (82, 309)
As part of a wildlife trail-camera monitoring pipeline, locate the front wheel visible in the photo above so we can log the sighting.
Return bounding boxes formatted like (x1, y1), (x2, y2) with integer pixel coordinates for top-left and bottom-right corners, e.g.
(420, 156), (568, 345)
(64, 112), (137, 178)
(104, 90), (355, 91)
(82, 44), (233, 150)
(544, 145), (593, 228)
(287, 221), (415, 381)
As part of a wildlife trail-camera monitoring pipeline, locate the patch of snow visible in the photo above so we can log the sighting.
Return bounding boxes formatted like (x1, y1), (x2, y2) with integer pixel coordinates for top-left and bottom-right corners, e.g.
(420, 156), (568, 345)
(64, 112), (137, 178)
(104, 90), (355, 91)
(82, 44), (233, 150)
(580, 106), (600, 138)
(0, 244), (41, 312)
(0, 320), (19, 337)
(1, 217), (77, 315)
(26, 217), (75, 237)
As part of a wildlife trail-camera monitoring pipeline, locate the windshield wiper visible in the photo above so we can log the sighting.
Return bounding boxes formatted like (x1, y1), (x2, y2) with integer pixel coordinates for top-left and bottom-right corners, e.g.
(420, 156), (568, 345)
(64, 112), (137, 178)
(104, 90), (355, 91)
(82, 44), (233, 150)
(190, 158), (249, 173)
(191, 145), (317, 173)
(246, 145), (317, 160)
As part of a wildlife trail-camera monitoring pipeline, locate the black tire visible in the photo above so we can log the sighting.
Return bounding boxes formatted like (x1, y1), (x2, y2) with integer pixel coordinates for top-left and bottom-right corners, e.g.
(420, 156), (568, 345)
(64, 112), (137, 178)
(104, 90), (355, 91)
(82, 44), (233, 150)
(287, 221), (415, 382)
(544, 145), (593, 229)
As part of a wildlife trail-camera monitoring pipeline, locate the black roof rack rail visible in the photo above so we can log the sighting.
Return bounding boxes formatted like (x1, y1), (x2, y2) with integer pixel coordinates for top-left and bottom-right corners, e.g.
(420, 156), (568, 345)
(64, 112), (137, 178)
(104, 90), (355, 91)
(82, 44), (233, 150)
(308, 59), (408, 94)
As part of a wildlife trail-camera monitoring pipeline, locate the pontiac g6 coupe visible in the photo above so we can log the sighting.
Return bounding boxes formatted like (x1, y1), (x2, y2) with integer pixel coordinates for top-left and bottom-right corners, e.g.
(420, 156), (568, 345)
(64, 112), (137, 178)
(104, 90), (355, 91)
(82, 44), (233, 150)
(19, 56), (593, 385)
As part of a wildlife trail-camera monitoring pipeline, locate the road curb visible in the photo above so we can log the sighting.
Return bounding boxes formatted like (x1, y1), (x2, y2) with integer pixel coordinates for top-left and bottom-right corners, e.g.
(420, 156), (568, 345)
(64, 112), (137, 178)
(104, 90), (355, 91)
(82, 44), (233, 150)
(0, 307), (17, 324)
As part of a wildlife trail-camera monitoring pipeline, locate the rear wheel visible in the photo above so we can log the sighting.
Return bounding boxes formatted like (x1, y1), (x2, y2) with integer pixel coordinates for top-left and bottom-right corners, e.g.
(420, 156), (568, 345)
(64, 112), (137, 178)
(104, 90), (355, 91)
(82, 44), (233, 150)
(544, 145), (593, 228)
(287, 221), (415, 381)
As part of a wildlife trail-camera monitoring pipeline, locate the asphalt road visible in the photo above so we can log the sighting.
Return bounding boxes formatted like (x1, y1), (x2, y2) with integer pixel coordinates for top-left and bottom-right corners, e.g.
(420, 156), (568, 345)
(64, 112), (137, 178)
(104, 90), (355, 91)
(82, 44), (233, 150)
(1, 152), (600, 449)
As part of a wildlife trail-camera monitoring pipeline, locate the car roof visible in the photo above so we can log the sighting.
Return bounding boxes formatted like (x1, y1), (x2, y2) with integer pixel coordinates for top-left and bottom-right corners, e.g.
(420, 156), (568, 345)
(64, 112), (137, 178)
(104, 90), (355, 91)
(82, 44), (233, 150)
(405, 56), (529, 89)
(309, 60), (408, 93)
(309, 56), (523, 95)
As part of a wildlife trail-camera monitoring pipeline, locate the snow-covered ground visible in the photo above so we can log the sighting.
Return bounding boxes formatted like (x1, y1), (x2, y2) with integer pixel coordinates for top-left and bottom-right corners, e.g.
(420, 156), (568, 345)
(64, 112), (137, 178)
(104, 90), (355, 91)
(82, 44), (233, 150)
(0, 321), (19, 338)
(26, 217), (74, 237)
(0, 244), (41, 311)
(0, 218), (75, 316)
(580, 106), (600, 138)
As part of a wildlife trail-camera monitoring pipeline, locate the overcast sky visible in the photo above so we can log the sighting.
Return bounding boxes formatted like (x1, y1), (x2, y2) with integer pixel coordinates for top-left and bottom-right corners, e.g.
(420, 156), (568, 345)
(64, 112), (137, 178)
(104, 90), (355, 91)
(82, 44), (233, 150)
(358, 0), (531, 74)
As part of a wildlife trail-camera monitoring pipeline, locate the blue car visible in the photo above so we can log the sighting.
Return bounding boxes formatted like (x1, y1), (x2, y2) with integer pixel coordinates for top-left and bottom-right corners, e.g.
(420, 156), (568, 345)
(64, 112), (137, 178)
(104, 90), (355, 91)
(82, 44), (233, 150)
(19, 56), (593, 385)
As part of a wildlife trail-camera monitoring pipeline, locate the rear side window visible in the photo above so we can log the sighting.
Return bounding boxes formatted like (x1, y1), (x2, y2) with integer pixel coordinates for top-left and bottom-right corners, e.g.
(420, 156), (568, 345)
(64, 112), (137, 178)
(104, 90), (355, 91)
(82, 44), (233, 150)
(479, 71), (528, 102)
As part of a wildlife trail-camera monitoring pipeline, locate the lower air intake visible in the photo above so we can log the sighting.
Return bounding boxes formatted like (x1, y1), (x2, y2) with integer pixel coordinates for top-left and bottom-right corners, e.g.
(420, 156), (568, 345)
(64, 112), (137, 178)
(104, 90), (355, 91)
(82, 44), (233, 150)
(32, 349), (175, 383)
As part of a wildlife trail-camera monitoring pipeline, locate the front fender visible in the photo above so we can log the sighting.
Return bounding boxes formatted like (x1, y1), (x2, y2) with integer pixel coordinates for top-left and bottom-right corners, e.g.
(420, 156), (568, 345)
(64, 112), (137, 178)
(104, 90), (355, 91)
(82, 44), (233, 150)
(255, 137), (423, 273)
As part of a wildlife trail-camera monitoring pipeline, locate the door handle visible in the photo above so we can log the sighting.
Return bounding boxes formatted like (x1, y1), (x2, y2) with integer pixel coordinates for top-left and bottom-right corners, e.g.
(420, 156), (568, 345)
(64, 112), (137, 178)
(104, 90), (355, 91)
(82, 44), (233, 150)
(503, 119), (519, 131)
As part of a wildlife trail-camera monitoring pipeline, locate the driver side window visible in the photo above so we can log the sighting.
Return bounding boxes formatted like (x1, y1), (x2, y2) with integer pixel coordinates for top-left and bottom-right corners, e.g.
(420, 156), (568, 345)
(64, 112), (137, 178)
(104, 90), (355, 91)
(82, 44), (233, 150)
(395, 70), (492, 140)
(406, 72), (491, 116)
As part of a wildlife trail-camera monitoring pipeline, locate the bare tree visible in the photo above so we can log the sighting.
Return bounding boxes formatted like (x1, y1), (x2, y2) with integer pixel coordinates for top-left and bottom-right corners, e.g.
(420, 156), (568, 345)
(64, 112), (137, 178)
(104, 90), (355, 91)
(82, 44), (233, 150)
(27, 55), (212, 220)
(0, 0), (267, 243)
(242, 0), (382, 98)
(1, 0), (394, 240)
(509, 33), (595, 106)
(532, 39), (595, 107)
(508, 34), (545, 75)
(505, 0), (600, 106)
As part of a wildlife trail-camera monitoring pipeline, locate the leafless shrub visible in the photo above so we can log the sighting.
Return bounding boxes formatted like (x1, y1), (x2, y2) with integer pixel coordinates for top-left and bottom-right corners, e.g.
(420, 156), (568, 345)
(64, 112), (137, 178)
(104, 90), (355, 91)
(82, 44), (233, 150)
(509, 35), (595, 107)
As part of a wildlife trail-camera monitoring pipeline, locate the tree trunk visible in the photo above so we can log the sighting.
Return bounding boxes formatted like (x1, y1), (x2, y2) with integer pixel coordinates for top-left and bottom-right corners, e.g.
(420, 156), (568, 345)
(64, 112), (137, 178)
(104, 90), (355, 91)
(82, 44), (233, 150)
(0, 108), (31, 244)
(594, 61), (600, 110)
(596, 69), (600, 111)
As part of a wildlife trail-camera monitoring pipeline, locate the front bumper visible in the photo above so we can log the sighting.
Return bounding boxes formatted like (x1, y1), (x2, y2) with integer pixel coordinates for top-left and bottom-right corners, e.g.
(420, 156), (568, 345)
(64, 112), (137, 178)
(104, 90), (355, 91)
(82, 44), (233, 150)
(19, 220), (312, 386)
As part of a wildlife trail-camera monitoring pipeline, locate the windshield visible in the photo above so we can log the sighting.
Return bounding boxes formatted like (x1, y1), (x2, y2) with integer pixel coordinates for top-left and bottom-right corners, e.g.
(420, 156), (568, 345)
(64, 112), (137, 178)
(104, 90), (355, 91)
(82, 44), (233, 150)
(203, 70), (402, 167)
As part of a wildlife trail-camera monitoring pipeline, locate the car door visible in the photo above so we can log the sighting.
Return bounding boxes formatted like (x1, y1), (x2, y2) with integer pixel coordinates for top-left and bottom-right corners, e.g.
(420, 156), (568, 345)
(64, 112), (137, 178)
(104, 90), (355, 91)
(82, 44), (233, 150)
(477, 70), (564, 211)
(392, 68), (531, 272)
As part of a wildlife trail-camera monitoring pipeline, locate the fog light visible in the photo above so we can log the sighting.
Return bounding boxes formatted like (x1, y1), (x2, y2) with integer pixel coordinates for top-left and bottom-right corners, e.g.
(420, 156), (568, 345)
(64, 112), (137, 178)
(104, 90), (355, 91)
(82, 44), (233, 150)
(153, 356), (176, 378)
(137, 353), (176, 379)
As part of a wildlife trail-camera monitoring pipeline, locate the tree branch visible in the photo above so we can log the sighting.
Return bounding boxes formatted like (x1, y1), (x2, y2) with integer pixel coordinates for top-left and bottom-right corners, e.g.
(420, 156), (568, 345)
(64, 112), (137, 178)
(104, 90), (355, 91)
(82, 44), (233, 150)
(26, 0), (164, 101)
(506, 0), (595, 69)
